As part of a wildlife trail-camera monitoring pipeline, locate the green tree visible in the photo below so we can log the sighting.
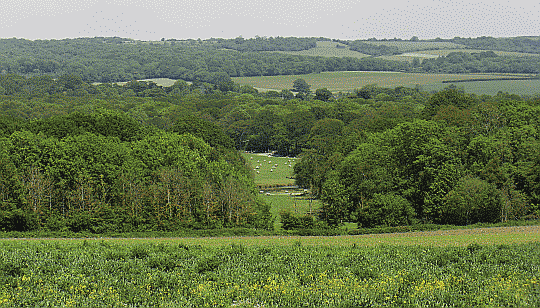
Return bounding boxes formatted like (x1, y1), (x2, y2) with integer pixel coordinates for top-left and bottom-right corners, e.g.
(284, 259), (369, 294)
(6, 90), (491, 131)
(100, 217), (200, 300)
(314, 88), (333, 101)
(357, 193), (415, 228)
(441, 175), (502, 225)
(292, 78), (311, 94)
(171, 115), (234, 150)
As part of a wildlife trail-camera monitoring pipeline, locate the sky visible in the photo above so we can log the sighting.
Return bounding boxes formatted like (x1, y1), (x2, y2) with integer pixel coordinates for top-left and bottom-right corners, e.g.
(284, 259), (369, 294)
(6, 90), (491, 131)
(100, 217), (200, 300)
(1, 0), (539, 41)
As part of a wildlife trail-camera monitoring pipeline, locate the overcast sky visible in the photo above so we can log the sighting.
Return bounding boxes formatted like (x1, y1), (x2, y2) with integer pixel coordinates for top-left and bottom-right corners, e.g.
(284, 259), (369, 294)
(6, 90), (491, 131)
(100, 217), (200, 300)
(1, 0), (538, 41)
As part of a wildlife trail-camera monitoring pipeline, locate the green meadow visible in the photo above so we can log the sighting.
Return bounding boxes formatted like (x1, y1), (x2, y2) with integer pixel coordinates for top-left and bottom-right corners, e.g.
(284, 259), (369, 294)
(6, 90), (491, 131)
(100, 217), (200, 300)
(243, 153), (297, 187)
(267, 41), (370, 59)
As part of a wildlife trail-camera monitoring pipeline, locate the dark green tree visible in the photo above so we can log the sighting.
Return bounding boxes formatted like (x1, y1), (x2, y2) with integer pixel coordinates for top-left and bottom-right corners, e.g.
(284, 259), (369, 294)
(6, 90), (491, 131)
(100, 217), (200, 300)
(292, 78), (311, 94)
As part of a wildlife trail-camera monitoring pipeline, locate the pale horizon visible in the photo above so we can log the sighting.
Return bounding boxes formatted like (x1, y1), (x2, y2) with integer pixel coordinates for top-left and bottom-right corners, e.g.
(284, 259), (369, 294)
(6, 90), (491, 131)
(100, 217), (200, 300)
(1, 0), (539, 41)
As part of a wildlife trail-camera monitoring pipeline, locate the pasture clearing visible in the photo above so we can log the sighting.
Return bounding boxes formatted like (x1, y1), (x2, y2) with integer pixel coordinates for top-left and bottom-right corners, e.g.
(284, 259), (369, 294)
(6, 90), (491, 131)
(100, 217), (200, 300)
(1, 229), (539, 307)
(267, 41), (370, 59)
(361, 41), (467, 52)
(232, 71), (523, 93)
(242, 153), (297, 187)
(423, 79), (540, 96)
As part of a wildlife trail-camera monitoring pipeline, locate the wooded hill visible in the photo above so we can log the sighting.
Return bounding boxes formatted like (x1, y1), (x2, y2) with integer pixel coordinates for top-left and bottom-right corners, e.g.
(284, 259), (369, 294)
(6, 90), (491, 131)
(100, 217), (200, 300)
(0, 36), (539, 85)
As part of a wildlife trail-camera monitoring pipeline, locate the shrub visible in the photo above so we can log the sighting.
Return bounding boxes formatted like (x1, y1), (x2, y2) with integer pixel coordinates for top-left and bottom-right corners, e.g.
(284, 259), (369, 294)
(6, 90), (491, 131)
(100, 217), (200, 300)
(441, 175), (502, 225)
(280, 211), (316, 230)
(356, 193), (415, 228)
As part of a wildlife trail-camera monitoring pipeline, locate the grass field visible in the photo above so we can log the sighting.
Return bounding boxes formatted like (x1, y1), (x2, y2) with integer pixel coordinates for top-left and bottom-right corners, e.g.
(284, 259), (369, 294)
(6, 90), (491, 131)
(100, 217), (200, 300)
(362, 41), (467, 52)
(242, 153), (297, 187)
(232, 71), (526, 93)
(1, 229), (539, 307)
(267, 41), (370, 59)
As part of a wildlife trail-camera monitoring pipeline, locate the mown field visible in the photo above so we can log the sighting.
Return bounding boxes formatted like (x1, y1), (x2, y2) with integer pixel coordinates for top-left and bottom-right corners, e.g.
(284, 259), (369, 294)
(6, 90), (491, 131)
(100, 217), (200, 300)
(1, 227), (539, 307)
(232, 71), (526, 93)
(267, 41), (370, 59)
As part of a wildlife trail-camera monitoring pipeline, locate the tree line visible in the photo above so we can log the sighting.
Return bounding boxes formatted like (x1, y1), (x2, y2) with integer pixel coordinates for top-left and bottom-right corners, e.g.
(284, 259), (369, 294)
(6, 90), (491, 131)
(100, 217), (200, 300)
(0, 110), (270, 232)
(1, 37), (539, 86)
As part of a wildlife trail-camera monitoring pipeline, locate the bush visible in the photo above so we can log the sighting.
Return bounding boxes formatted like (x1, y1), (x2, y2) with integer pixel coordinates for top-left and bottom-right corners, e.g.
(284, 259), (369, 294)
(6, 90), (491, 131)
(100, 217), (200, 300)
(280, 211), (316, 230)
(356, 193), (415, 228)
(0, 209), (39, 231)
(441, 175), (502, 225)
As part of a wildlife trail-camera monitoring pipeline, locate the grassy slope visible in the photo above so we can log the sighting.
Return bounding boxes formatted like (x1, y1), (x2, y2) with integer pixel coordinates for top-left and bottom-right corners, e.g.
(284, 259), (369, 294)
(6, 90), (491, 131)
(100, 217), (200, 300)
(266, 41), (370, 59)
(243, 153), (297, 187)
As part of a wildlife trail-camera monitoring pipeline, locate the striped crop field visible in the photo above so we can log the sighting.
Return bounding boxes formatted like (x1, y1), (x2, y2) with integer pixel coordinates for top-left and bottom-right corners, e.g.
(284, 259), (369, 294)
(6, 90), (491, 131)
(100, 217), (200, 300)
(232, 71), (522, 93)
(267, 41), (370, 59)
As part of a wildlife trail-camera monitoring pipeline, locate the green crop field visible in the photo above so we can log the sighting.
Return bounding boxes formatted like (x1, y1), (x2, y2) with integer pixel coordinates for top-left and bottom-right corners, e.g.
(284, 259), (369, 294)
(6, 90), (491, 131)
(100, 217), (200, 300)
(424, 79), (540, 96)
(1, 227), (539, 307)
(232, 71), (522, 93)
(267, 41), (370, 59)
(362, 41), (467, 52)
(242, 153), (297, 187)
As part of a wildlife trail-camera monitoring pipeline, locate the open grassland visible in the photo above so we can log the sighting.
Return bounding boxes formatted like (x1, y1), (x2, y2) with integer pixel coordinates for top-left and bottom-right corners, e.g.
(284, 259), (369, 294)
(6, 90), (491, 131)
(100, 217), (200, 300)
(424, 79), (540, 96)
(1, 230), (539, 307)
(267, 41), (370, 59)
(232, 71), (523, 93)
(362, 41), (467, 52)
(242, 153), (297, 187)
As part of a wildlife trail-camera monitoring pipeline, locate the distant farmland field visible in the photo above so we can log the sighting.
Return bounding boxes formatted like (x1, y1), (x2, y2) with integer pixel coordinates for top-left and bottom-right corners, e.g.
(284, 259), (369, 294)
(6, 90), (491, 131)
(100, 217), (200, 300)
(267, 41), (370, 59)
(424, 79), (540, 96)
(417, 49), (540, 57)
(378, 49), (540, 62)
(232, 71), (525, 93)
(362, 41), (467, 52)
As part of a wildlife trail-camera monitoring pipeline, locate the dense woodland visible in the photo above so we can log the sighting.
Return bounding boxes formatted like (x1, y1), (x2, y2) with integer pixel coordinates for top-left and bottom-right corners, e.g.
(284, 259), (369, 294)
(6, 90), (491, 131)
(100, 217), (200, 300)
(1, 35), (540, 233)
(1, 36), (539, 85)
(0, 71), (539, 232)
